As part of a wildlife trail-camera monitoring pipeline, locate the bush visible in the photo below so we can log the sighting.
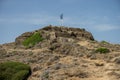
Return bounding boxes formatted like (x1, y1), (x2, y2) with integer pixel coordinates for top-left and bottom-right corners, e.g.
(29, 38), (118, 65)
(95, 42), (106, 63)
(0, 61), (31, 80)
(22, 32), (43, 48)
(95, 47), (110, 54)
(101, 41), (109, 44)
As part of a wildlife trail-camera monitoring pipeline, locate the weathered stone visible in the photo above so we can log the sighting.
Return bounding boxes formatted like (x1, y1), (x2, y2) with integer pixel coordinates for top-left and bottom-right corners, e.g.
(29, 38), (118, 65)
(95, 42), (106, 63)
(113, 57), (120, 64)
(15, 26), (94, 47)
(0, 47), (7, 58)
(42, 26), (94, 40)
(90, 55), (97, 60)
(15, 32), (34, 45)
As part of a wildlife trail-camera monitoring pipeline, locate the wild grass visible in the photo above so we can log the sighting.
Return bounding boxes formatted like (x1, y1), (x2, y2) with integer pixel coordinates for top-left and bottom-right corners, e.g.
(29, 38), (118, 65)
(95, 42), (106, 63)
(22, 32), (43, 48)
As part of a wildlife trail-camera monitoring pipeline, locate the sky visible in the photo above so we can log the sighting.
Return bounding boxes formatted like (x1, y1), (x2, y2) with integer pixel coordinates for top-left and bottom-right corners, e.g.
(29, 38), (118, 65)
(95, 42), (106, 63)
(0, 0), (120, 44)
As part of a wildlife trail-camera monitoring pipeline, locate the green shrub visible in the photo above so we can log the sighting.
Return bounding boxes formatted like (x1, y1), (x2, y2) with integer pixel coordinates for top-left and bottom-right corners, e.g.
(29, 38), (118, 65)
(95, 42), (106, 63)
(0, 61), (31, 80)
(12, 70), (29, 80)
(101, 41), (109, 44)
(22, 32), (43, 48)
(95, 47), (110, 54)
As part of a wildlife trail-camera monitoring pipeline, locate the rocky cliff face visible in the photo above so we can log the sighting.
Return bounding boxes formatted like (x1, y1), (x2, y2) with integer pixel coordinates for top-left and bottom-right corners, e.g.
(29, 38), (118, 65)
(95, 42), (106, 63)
(15, 25), (94, 48)
(0, 25), (120, 80)
(41, 26), (94, 40)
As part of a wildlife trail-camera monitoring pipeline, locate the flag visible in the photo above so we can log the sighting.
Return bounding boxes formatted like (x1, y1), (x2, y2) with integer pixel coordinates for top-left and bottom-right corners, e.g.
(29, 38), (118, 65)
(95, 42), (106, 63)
(60, 14), (63, 20)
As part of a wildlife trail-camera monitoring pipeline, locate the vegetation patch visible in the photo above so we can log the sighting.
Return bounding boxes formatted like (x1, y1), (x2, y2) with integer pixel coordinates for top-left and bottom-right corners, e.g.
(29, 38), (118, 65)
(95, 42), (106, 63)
(22, 32), (43, 48)
(95, 47), (110, 54)
(101, 40), (109, 44)
(0, 61), (31, 80)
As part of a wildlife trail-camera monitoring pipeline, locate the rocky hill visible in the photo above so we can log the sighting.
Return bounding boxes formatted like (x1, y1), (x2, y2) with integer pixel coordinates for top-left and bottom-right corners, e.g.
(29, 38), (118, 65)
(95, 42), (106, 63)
(0, 25), (120, 80)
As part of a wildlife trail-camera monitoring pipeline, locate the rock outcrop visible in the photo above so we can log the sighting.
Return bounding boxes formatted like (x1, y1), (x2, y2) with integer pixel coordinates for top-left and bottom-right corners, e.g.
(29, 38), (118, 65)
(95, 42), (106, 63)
(15, 32), (34, 45)
(15, 25), (94, 46)
(0, 25), (120, 80)
(41, 26), (94, 40)
(14, 25), (94, 51)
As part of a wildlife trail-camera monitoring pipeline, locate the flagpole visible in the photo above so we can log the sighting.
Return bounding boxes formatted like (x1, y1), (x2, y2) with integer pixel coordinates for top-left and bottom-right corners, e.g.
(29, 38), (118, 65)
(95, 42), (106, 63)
(60, 13), (63, 26)
(61, 19), (63, 26)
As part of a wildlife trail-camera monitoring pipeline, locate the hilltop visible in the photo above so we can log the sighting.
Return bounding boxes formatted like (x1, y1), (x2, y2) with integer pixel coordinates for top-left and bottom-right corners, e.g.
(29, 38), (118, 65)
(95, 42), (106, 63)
(0, 25), (120, 80)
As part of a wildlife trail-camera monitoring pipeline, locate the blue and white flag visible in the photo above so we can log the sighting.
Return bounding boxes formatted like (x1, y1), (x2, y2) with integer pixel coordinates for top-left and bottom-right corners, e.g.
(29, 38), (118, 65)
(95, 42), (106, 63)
(60, 14), (63, 20)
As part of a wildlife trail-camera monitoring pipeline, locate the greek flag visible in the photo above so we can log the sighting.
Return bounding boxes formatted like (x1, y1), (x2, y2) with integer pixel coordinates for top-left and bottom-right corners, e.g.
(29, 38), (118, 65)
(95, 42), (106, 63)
(60, 14), (63, 20)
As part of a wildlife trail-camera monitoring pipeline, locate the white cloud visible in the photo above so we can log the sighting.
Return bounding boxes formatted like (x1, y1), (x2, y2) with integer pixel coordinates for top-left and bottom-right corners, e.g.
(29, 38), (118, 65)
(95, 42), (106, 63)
(93, 24), (120, 31)
(59, 0), (79, 3)
(0, 14), (57, 25)
(0, 14), (119, 32)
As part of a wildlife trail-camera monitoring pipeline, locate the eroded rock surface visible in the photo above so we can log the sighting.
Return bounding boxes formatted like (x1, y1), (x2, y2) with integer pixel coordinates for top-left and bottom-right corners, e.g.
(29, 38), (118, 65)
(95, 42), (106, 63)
(0, 25), (120, 80)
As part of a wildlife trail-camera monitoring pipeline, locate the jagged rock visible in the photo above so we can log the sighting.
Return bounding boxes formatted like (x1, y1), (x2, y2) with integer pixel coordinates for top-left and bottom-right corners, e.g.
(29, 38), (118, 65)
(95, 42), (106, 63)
(54, 43), (87, 56)
(0, 46), (7, 58)
(113, 57), (120, 64)
(42, 26), (94, 40)
(90, 55), (97, 60)
(32, 64), (42, 72)
(64, 68), (89, 78)
(15, 32), (34, 45)
(15, 26), (94, 48)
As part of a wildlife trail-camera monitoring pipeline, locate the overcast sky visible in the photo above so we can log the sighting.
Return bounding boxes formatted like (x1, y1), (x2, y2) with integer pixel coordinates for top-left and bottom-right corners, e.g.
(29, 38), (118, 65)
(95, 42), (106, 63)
(0, 0), (120, 44)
